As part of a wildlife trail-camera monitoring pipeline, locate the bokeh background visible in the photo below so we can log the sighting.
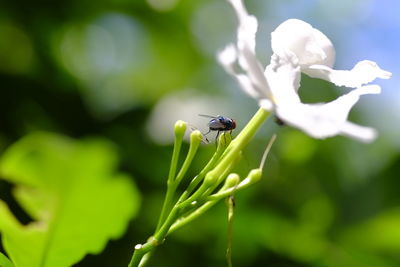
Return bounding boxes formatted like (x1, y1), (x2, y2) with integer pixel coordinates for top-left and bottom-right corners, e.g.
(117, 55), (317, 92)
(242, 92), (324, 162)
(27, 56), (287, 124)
(0, 0), (399, 266)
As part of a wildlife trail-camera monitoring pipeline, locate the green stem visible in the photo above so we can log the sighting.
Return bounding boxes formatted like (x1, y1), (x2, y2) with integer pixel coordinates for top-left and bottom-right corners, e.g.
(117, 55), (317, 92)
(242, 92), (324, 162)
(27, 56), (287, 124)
(168, 130), (183, 183)
(177, 138), (227, 202)
(202, 153), (240, 199)
(155, 131), (183, 231)
(128, 240), (157, 267)
(155, 188), (175, 232)
(226, 195), (235, 267)
(209, 108), (269, 178)
(207, 173), (254, 201)
(174, 135), (201, 186)
(156, 131), (201, 231)
(169, 108), (270, 233)
(128, 108), (270, 267)
(129, 207), (181, 267)
(169, 200), (216, 233)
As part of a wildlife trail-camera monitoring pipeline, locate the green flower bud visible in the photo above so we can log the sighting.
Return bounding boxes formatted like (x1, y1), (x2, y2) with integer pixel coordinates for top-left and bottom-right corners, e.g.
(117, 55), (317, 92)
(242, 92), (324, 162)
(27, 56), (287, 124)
(174, 120), (187, 139)
(190, 130), (203, 145)
(217, 132), (232, 148)
(225, 173), (240, 188)
(248, 169), (262, 184)
(204, 172), (218, 186)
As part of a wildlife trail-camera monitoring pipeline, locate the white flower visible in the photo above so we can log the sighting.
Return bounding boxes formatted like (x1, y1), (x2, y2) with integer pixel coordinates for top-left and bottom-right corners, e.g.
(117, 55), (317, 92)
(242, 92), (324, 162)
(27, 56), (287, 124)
(218, 0), (392, 142)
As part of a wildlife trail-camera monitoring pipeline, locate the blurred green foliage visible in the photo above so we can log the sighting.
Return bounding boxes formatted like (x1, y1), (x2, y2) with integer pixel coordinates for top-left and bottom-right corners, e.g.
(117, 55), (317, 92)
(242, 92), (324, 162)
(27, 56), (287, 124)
(0, 252), (14, 267)
(0, 0), (398, 266)
(0, 133), (140, 267)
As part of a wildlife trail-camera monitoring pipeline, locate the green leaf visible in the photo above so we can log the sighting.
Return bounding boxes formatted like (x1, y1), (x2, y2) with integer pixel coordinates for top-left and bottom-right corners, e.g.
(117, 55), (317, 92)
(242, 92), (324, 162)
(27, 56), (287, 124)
(0, 132), (141, 267)
(0, 252), (14, 267)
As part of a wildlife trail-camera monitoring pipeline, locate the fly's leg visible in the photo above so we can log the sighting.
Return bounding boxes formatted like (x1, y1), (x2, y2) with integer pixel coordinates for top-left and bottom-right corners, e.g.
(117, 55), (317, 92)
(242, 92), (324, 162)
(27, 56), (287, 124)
(215, 131), (221, 148)
(202, 129), (211, 143)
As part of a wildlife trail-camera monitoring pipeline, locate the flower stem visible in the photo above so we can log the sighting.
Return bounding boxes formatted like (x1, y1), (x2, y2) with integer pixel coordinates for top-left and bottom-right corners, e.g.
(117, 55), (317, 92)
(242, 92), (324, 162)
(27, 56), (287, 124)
(209, 108), (270, 177)
(155, 123), (185, 231)
(226, 195), (235, 267)
(170, 108), (270, 232)
(177, 134), (228, 202)
(128, 108), (270, 267)
(156, 130), (201, 231)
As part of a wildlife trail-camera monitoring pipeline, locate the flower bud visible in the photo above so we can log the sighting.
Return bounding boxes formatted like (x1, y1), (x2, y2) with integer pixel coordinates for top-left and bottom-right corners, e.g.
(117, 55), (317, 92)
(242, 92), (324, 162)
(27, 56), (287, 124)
(225, 173), (240, 188)
(174, 120), (187, 139)
(204, 172), (217, 186)
(217, 132), (232, 149)
(247, 168), (262, 184)
(190, 130), (203, 146)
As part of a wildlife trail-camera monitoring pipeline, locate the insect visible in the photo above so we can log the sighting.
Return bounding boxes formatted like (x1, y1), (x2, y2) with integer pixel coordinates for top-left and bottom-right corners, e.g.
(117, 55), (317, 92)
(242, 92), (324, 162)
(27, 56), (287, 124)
(199, 114), (236, 143)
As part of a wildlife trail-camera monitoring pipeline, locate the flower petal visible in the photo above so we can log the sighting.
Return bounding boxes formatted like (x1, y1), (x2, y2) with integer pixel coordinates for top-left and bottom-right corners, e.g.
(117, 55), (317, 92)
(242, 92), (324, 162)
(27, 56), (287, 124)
(271, 19), (335, 68)
(340, 121), (377, 142)
(275, 85), (381, 142)
(227, 0), (257, 53)
(239, 45), (271, 98)
(224, 0), (273, 100)
(265, 52), (301, 105)
(218, 45), (265, 99)
(303, 60), (392, 88)
(217, 44), (237, 70)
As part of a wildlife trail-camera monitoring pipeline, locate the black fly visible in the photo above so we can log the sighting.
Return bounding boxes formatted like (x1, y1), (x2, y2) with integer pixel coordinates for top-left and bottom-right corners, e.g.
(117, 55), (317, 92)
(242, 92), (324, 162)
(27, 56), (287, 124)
(199, 114), (236, 144)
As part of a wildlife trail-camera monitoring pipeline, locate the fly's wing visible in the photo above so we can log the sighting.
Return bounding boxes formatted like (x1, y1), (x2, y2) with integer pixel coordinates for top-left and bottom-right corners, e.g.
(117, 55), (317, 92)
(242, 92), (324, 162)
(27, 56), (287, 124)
(198, 114), (218, 119)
